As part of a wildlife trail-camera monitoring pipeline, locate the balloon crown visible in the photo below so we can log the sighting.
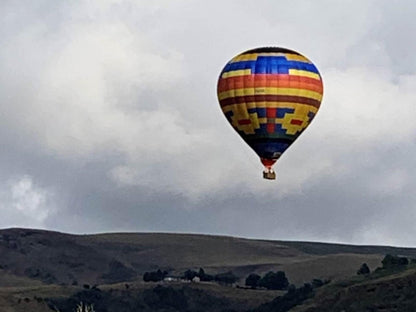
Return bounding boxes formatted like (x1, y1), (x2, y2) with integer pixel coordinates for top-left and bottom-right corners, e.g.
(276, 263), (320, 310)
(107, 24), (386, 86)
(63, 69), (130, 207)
(240, 47), (301, 55)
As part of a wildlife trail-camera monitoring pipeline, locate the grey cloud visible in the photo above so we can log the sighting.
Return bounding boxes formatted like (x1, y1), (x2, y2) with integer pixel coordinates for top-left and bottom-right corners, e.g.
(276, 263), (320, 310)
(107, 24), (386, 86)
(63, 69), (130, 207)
(1, 1), (416, 247)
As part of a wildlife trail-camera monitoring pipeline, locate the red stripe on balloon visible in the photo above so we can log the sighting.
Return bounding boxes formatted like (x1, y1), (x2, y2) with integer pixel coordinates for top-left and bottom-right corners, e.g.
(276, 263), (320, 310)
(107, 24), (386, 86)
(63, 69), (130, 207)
(217, 74), (323, 93)
(290, 119), (303, 125)
(219, 95), (321, 108)
(238, 119), (251, 125)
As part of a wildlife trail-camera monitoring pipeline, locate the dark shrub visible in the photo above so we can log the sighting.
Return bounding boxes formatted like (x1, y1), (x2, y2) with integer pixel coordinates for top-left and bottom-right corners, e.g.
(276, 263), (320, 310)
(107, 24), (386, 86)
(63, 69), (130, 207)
(143, 269), (167, 282)
(382, 254), (408, 269)
(183, 269), (198, 281)
(357, 263), (370, 275)
(245, 273), (261, 289)
(259, 271), (289, 290)
(197, 268), (214, 281)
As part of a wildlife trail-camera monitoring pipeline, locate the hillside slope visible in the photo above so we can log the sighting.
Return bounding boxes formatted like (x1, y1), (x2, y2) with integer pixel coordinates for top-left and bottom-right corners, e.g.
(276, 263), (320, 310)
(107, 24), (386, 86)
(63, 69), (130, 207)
(293, 267), (416, 312)
(0, 228), (396, 287)
(1, 228), (416, 311)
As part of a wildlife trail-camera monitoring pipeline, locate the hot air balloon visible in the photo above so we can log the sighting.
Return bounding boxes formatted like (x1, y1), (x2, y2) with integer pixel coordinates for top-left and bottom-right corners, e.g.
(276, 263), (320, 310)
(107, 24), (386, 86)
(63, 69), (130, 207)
(217, 47), (323, 180)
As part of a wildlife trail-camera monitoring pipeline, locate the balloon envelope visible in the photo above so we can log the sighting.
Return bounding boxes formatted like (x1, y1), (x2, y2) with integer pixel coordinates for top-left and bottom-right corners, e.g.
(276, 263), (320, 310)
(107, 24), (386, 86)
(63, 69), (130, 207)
(217, 47), (323, 179)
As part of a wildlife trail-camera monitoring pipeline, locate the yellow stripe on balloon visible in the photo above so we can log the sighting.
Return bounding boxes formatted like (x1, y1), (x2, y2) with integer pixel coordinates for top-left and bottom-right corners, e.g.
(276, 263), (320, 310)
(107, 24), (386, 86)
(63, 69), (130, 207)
(231, 53), (283, 62)
(289, 69), (321, 80)
(221, 69), (252, 78)
(218, 87), (323, 101)
(231, 54), (258, 62)
(285, 54), (312, 62)
(250, 112), (260, 129)
(230, 53), (313, 63)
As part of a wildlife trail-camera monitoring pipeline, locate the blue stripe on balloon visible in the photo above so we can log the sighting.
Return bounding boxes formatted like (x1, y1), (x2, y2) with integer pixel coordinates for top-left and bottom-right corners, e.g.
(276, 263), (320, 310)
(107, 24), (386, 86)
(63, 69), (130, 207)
(276, 108), (294, 118)
(222, 57), (319, 74)
(256, 108), (267, 118)
(250, 142), (290, 158)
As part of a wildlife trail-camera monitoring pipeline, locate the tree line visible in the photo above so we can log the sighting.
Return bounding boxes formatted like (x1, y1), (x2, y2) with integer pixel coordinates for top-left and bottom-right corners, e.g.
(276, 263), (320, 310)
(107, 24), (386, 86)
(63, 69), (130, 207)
(143, 267), (310, 291)
(245, 271), (289, 290)
(357, 254), (416, 276)
(143, 268), (239, 285)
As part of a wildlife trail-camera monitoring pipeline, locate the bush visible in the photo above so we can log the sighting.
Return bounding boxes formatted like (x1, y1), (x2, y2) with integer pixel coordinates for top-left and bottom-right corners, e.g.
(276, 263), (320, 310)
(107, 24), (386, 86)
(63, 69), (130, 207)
(259, 271), (289, 290)
(357, 263), (370, 275)
(198, 268), (214, 281)
(181, 268), (215, 282)
(245, 273), (261, 289)
(381, 254), (409, 269)
(183, 269), (198, 281)
(143, 269), (168, 282)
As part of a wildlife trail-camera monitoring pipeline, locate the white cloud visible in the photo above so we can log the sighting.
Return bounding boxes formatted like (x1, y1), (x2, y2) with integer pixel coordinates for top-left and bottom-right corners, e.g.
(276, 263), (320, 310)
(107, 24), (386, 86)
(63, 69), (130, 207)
(0, 176), (53, 228)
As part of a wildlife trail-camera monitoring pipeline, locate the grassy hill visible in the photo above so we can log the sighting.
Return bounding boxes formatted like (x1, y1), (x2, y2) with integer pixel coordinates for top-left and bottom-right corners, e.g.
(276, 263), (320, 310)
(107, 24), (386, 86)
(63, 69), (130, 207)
(1, 227), (416, 311)
(0, 228), (394, 286)
(292, 266), (416, 312)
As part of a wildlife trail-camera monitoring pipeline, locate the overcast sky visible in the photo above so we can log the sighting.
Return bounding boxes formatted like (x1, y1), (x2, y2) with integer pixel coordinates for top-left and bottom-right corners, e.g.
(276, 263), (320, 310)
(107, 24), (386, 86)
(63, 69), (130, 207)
(1, 0), (416, 246)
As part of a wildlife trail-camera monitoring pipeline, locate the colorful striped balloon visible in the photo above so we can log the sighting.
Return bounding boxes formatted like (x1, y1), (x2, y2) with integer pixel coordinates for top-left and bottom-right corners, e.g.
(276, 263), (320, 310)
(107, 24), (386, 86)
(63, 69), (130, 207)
(217, 47), (324, 180)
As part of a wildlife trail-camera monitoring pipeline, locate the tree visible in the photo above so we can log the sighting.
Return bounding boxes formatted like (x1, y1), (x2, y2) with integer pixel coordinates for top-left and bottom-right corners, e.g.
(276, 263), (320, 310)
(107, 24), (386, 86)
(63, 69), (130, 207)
(143, 272), (151, 282)
(143, 269), (167, 282)
(198, 268), (213, 281)
(259, 271), (289, 290)
(357, 263), (370, 275)
(245, 273), (261, 289)
(198, 268), (205, 277)
(183, 269), (198, 281)
(382, 254), (408, 269)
